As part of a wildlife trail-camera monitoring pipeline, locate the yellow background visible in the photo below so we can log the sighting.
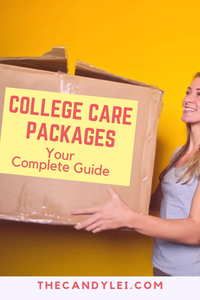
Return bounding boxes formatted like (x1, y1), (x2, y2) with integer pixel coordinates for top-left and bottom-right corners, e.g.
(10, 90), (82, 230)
(0, 0), (196, 275)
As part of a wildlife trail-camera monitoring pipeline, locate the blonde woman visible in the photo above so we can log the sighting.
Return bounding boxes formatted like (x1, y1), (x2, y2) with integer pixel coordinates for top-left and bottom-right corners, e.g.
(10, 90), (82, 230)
(72, 73), (200, 276)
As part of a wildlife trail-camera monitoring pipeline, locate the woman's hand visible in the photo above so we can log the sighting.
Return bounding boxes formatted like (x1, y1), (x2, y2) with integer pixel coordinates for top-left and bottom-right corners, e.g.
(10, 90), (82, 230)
(71, 188), (136, 233)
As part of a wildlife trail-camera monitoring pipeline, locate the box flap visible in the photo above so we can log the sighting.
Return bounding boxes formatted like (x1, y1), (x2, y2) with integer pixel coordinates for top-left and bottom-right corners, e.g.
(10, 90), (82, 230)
(0, 47), (67, 73)
(75, 61), (163, 93)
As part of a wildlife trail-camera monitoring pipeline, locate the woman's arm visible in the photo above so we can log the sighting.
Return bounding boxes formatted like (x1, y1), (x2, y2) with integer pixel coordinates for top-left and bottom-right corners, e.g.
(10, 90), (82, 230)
(127, 210), (200, 245)
(72, 183), (200, 246)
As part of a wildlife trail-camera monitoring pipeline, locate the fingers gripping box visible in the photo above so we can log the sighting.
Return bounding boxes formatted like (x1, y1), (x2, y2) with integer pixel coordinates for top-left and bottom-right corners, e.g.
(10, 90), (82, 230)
(0, 48), (163, 225)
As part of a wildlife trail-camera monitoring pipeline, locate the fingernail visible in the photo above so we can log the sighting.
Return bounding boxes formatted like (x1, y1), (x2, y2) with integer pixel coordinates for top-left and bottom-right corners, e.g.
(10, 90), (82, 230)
(74, 222), (81, 229)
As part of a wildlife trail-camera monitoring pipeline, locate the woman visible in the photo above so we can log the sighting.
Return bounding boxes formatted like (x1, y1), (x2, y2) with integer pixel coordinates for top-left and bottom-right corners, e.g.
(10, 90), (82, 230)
(71, 73), (200, 276)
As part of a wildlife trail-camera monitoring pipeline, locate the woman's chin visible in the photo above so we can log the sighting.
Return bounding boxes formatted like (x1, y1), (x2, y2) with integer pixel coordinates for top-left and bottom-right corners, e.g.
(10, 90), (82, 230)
(181, 114), (189, 122)
(181, 114), (193, 123)
(181, 114), (200, 125)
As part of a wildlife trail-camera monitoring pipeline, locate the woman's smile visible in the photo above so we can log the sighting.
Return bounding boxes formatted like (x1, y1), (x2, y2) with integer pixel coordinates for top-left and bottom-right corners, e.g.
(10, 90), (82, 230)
(183, 105), (198, 113)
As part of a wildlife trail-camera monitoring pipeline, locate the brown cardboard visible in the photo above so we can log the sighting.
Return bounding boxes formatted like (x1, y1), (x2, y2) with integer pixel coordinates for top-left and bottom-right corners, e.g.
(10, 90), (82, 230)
(75, 61), (155, 88)
(0, 47), (67, 73)
(0, 62), (163, 225)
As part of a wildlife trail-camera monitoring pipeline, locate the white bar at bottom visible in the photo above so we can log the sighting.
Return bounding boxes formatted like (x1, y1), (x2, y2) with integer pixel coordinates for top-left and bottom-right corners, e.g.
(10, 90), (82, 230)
(0, 276), (199, 300)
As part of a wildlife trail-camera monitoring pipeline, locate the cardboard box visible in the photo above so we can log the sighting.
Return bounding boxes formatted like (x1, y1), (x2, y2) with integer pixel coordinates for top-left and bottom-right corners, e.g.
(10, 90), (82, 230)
(0, 47), (67, 73)
(0, 49), (163, 225)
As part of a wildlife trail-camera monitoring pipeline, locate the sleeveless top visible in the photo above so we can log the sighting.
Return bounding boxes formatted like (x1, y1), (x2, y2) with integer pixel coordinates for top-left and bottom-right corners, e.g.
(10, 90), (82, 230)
(152, 161), (200, 276)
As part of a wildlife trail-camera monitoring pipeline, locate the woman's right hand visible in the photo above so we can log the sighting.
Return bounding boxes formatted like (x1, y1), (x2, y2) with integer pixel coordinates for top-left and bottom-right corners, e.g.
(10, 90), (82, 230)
(71, 188), (137, 233)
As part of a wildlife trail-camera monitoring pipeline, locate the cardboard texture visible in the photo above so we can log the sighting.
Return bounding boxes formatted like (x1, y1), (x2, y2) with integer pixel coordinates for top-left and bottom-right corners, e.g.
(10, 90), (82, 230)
(75, 61), (155, 88)
(0, 47), (67, 73)
(0, 52), (163, 225)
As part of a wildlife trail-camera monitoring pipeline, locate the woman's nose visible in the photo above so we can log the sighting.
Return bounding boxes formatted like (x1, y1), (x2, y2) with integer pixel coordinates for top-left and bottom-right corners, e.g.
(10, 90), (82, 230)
(184, 94), (196, 105)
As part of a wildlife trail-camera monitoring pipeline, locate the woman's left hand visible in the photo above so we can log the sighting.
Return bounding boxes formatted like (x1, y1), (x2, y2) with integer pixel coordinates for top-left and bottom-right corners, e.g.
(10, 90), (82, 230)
(71, 188), (136, 233)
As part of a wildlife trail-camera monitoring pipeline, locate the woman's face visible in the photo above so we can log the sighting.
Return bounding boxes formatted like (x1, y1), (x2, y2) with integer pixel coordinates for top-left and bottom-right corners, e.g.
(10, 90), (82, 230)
(182, 77), (200, 124)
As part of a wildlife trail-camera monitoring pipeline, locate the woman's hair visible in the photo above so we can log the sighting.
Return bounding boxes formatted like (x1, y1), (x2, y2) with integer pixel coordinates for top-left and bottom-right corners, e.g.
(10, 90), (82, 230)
(159, 72), (200, 184)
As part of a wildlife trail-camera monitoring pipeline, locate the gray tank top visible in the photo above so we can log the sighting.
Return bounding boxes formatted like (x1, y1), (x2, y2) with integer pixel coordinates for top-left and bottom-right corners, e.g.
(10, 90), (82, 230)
(152, 163), (200, 276)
